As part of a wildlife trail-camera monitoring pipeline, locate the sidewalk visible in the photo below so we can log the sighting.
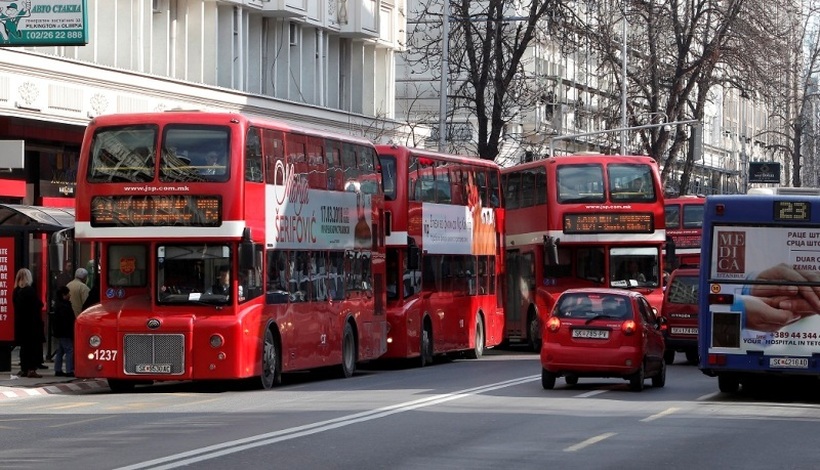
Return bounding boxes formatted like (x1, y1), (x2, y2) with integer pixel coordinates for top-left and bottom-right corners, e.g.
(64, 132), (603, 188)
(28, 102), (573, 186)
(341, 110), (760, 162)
(0, 347), (108, 399)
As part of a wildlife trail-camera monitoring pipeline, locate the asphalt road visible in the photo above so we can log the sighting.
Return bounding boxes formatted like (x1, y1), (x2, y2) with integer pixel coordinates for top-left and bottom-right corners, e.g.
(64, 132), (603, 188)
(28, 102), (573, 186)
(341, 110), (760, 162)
(2, 350), (820, 470)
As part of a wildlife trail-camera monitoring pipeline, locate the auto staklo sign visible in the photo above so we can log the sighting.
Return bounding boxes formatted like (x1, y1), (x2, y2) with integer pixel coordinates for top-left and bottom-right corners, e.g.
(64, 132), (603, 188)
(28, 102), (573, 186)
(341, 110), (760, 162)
(0, 0), (87, 47)
(748, 162), (781, 184)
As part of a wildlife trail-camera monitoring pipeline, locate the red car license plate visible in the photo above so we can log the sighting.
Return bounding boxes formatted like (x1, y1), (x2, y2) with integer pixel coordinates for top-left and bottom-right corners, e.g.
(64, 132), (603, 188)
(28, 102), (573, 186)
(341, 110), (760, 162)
(571, 329), (609, 339)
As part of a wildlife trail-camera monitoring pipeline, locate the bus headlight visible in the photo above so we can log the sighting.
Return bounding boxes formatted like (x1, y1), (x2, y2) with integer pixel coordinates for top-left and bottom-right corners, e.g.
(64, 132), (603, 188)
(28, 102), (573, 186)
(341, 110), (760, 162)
(89, 335), (102, 348)
(209, 334), (224, 348)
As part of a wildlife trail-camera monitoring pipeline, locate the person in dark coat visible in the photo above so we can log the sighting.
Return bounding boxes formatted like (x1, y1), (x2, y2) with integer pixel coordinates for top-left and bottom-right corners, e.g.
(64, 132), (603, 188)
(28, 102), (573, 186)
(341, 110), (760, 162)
(12, 268), (45, 378)
(52, 285), (75, 377)
(82, 273), (101, 311)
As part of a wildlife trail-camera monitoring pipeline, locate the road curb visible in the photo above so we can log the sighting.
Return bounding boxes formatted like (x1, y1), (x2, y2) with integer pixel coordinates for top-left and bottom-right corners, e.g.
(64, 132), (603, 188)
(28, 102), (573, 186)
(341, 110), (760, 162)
(0, 379), (108, 399)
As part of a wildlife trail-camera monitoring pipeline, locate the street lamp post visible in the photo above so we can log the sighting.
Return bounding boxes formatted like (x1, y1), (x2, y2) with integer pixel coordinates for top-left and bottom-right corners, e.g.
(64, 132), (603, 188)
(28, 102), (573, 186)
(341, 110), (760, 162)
(620, 7), (628, 155)
(438, 2), (450, 152)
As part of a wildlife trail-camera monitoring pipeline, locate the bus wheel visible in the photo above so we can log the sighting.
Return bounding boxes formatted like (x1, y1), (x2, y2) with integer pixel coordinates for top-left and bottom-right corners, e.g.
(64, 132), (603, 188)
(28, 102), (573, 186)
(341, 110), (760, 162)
(108, 379), (136, 393)
(261, 328), (281, 390)
(685, 350), (699, 365)
(527, 313), (541, 352)
(420, 325), (434, 367)
(465, 318), (485, 359)
(339, 323), (357, 378)
(541, 369), (556, 390)
(718, 374), (740, 394)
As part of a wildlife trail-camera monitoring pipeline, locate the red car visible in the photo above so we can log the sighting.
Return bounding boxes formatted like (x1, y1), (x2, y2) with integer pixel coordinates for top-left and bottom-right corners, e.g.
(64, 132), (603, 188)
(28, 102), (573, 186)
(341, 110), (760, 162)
(661, 268), (700, 365)
(540, 288), (666, 391)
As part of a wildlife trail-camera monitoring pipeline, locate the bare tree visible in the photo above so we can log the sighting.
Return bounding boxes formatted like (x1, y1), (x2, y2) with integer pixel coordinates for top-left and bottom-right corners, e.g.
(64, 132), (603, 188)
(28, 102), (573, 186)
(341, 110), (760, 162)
(401, 0), (580, 160)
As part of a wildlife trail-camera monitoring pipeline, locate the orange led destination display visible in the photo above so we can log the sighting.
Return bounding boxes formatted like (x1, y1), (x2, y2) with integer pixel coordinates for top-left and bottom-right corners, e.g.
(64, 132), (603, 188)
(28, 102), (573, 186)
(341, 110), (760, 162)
(563, 213), (653, 234)
(91, 195), (221, 227)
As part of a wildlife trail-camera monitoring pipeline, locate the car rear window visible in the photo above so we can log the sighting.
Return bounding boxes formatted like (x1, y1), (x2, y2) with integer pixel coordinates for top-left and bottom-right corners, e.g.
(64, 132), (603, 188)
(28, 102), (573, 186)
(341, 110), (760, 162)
(555, 293), (631, 319)
(667, 275), (698, 304)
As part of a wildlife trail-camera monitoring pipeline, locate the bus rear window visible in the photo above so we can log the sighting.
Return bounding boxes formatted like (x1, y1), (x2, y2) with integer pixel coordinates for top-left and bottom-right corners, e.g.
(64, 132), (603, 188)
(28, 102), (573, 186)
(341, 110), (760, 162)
(87, 125), (158, 183)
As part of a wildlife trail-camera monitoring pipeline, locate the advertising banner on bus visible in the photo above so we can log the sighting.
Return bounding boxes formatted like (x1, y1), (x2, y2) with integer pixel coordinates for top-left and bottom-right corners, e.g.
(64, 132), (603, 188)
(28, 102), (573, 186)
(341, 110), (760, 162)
(421, 203), (496, 256)
(708, 226), (820, 356)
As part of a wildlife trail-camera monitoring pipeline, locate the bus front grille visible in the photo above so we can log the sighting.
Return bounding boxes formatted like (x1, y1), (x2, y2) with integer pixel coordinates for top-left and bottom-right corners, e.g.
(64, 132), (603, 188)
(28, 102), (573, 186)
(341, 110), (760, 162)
(123, 334), (185, 375)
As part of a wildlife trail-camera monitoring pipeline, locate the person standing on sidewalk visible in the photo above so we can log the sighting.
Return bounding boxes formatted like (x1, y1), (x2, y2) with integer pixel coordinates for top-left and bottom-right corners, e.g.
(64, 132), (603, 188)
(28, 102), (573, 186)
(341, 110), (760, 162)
(12, 268), (44, 378)
(51, 285), (75, 377)
(67, 268), (90, 317)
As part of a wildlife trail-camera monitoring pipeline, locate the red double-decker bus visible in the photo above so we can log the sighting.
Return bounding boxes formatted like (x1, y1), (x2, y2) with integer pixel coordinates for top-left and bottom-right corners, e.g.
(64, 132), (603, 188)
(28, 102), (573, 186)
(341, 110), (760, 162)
(663, 195), (705, 268)
(375, 145), (505, 365)
(502, 154), (668, 350)
(74, 111), (387, 391)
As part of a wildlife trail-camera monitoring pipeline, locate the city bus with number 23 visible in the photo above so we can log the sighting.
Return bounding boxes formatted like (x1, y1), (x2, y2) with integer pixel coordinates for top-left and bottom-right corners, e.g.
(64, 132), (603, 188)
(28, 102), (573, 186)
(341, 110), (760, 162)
(73, 111), (387, 391)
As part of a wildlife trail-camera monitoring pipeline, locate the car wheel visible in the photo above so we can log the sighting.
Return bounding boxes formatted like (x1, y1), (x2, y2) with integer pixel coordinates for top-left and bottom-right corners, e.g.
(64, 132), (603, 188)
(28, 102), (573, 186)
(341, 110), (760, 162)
(465, 317), (485, 359)
(107, 379), (136, 393)
(718, 374), (740, 394)
(629, 362), (645, 392)
(260, 328), (281, 389)
(565, 375), (579, 386)
(651, 359), (666, 388)
(541, 369), (556, 390)
(685, 349), (699, 365)
(663, 349), (676, 365)
(419, 325), (434, 367)
(338, 323), (357, 378)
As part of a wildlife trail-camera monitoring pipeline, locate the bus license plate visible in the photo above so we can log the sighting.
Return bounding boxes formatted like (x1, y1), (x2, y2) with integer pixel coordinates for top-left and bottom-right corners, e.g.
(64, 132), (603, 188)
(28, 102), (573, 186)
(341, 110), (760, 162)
(572, 329), (609, 339)
(136, 363), (172, 374)
(769, 357), (809, 369)
(671, 327), (698, 335)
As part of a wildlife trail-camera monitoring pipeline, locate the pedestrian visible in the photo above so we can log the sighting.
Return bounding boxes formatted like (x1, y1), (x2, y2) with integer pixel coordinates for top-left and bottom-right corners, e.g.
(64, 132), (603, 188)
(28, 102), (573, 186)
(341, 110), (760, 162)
(51, 285), (74, 377)
(67, 267), (90, 317)
(12, 268), (45, 378)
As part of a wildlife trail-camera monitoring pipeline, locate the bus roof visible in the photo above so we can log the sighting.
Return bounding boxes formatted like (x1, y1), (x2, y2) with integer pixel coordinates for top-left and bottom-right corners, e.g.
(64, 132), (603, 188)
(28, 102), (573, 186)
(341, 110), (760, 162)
(747, 187), (820, 196)
(375, 144), (499, 168)
(501, 154), (659, 172)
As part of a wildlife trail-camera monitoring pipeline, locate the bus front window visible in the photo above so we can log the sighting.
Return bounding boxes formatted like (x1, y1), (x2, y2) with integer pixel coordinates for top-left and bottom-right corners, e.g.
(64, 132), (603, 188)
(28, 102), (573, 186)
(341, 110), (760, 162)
(157, 244), (232, 304)
(609, 247), (660, 288)
(87, 125), (158, 183)
(160, 125), (231, 183)
(556, 165), (605, 203)
(608, 164), (656, 202)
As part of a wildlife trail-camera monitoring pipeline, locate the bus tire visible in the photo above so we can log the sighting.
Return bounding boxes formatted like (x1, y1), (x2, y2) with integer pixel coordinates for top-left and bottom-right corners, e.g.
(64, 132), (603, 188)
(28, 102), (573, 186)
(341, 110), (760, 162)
(420, 324), (434, 367)
(108, 379), (136, 393)
(527, 310), (541, 352)
(718, 374), (740, 394)
(465, 316), (485, 359)
(261, 328), (282, 390)
(339, 322), (357, 378)
(541, 369), (556, 389)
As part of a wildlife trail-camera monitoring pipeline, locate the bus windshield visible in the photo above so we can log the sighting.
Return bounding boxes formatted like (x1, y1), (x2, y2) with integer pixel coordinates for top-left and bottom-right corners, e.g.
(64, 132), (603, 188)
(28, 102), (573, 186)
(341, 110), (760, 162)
(157, 244), (233, 304)
(88, 125), (158, 183)
(609, 247), (659, 288)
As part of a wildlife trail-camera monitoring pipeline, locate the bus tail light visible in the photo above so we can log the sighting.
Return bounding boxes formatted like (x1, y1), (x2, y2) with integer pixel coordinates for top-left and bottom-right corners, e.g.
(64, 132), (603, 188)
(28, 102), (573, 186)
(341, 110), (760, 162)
(547, 317), (561, 332)
(621, 320), (636, 335)
(708, 293), (734, 305)
(708, 353), (727, 366)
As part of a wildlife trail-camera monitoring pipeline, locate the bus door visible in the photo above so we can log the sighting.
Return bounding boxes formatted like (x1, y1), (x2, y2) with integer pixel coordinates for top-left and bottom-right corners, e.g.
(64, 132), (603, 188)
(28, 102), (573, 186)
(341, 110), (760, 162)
(505, 249), (525, 340)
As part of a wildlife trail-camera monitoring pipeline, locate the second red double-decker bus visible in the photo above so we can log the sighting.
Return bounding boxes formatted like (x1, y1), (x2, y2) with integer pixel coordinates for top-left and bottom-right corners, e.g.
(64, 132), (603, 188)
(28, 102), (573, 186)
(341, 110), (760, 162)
(74, 111), (387, 391)
(375, 145), (505, 365)
(502, 154), (668, 350)
(664, 195), (705, 269)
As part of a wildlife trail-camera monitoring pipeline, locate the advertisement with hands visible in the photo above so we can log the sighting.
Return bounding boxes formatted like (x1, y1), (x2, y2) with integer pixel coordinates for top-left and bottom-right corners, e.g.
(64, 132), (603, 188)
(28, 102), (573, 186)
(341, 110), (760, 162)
(710, 227), (820, 354)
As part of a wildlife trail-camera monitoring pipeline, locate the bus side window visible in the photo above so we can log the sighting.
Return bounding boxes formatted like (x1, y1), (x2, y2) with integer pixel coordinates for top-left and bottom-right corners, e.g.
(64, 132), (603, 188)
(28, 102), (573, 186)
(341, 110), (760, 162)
(245, 127), (263, 182)
(263, 130), (285, 185)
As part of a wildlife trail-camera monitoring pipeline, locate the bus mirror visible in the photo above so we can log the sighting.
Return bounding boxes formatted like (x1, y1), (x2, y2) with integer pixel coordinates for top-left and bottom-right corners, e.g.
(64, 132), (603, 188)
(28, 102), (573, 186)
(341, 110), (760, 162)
(240, 241), (254, 270)
(665, 235), (676, 269)
(407, 240), (420, 271)
(544, 236), (560, 265)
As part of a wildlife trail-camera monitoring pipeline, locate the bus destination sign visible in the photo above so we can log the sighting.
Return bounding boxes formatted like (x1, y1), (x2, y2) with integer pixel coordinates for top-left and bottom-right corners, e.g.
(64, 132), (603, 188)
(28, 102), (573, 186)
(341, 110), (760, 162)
(91, 195), (221, 227)
(563, 213), (653, 234)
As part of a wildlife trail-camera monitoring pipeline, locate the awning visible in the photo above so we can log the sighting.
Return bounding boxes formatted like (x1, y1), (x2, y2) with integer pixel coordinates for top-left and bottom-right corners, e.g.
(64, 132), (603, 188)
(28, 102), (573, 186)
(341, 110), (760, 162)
(0, 204), (74, 232)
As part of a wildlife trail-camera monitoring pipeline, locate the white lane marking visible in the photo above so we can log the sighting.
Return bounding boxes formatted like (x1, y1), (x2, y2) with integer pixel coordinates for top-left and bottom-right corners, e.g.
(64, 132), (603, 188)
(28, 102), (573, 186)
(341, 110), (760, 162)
(116, 375), (540, 470)
(574, 389), (609, 398)
(563, 432), (617, 452)
(697, 391), (721, 401)
(641, 407), (679, 422)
